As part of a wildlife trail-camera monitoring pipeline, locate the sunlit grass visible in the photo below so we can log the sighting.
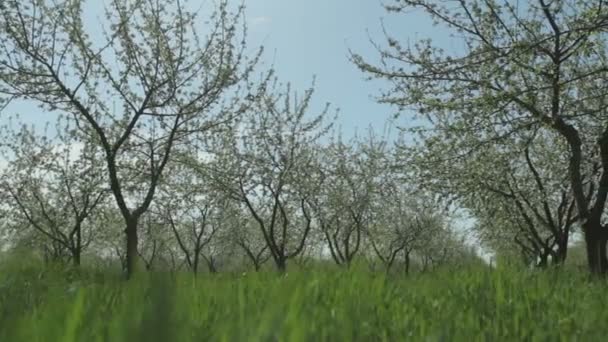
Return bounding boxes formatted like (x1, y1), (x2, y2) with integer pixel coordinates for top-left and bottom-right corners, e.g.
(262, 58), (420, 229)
(0, 257), (606, 341)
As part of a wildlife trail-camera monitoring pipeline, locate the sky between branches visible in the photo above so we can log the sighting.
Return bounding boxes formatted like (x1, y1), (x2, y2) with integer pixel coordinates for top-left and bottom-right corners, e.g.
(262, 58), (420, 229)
(3, 0), (456, 138)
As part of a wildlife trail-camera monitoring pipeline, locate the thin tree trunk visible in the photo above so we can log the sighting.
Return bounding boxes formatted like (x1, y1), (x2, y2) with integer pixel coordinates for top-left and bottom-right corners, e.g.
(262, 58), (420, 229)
(192, 257), (199, 275)
(72, 249), (81, 267)
(276, 258), (287, 273)
(125, 217), (140, 278)
(553, 239), (568, 266)
(73, 224), (82, 267)
(537, 253), (548, 268)
(204, 255), (218, 274)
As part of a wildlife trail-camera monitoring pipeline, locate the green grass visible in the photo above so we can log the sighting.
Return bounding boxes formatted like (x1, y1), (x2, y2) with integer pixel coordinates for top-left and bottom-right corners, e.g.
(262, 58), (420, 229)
(0, 258), (606, 341)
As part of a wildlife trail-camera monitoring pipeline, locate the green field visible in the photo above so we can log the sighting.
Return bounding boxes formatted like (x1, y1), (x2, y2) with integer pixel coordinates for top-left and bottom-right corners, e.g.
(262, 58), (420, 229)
(1, 258), (606, 341)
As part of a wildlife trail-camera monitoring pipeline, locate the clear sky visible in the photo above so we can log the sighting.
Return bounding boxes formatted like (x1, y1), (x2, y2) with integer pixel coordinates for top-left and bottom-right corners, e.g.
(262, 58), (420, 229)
(241, 0), (444, 137)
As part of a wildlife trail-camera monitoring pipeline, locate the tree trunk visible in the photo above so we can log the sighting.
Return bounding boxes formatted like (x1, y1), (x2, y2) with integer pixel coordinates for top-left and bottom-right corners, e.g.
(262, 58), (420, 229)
(206, 256), (218, 273)
(276, 257), (287, 273)
(72, 248), (81, 267)
(73, 224), (82, 267)
(345, 256), (353, 269)
(125, 217), (140, 279)
(553, 238), (568, 266)
(193, 254), (200, 275)
(584, 222), (608, 275)
(404, 251), (411, 275)
(537, 253), (548, 268)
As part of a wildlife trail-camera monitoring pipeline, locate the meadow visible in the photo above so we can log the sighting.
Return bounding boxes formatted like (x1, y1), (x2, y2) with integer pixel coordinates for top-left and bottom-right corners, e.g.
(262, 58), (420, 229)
(0, 256), (606, 341)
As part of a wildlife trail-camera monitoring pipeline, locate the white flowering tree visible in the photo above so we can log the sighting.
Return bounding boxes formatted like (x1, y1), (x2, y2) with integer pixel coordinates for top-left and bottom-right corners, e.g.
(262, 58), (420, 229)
(0, 0), (262, 277)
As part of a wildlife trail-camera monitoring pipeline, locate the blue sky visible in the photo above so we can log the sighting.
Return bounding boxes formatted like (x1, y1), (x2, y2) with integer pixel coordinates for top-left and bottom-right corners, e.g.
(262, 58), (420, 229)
(242, 0), (442, 136)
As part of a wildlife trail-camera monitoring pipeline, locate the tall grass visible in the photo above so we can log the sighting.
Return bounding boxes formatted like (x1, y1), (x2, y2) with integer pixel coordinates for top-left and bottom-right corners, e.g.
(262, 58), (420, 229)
(0, 257), (606, 341)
